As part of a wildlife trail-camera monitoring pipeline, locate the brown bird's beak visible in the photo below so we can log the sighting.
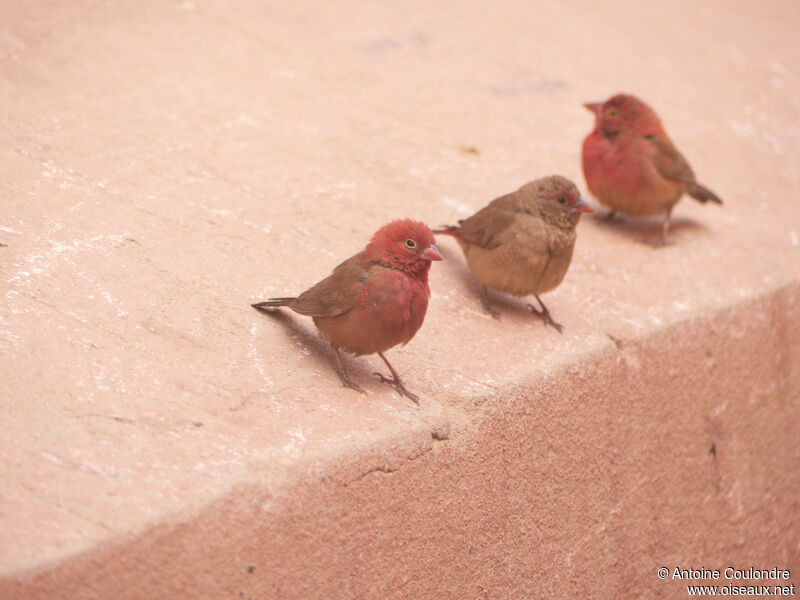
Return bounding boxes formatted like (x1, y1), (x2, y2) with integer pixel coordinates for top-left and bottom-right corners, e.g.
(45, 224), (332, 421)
(422, 244), (443, 261)
(570, 198), (594, 214)
(583, 102), (602, 116)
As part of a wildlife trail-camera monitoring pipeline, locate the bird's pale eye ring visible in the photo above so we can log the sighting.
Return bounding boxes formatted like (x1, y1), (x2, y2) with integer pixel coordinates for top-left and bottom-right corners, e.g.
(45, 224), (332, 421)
(606, 107), (619, 118)
(404, 238), (417, 249)
(557, 197), (566, 204)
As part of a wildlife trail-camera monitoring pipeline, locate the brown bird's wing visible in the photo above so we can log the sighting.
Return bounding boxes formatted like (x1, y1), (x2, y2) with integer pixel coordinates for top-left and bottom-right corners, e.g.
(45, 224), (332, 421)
(645, 134), (697, 184)
(289, 254), (368, 317)
(456, 194), (520, 250)
(646, 134), (723, 204)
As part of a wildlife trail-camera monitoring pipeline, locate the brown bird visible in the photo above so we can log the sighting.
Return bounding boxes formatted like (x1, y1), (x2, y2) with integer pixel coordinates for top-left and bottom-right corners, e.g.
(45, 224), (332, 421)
(435, 175), (592, 332)
(582, 93), (722, 246)
(252, 219), (442, 403)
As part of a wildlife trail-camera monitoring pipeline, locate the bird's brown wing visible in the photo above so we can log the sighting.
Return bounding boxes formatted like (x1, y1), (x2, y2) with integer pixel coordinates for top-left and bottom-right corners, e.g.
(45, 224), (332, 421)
(457, 194), (520, 250)
(646, 134), (723, 204)
(289, 253), (368, 317)
(645, 134), (696, 184)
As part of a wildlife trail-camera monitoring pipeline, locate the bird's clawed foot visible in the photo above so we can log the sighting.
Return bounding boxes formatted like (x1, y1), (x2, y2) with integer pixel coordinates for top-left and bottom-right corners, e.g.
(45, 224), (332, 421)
(480, 286), (500, 320)
(374, 372), (419, 404)
(339, 373), (366, 394)
(639, 234), (674, 249)
(527, 295), (563, 334)
(331, 344), (366, 394)
(375, 351), (420, 405)
(341, 375), (367, 394)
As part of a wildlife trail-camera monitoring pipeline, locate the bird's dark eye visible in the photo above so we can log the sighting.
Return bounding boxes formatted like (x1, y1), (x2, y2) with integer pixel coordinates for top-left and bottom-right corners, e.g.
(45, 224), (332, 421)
(404, 238), (417, 249)
(606, 107), (619, 118)
(557, 197), (566, 204)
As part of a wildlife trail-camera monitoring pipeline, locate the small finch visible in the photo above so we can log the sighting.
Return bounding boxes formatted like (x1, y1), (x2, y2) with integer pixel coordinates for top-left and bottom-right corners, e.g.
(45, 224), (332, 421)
(435, 175), (592, 332)
(582, 93), (722, 246)
(252, 219), (442, 404)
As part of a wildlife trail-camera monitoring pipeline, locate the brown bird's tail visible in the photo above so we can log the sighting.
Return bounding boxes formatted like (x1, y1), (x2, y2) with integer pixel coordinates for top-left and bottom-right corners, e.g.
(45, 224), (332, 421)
(432, 225), (466, 243)
(686, 182), (723, 205)
(252, 297), (296, 310)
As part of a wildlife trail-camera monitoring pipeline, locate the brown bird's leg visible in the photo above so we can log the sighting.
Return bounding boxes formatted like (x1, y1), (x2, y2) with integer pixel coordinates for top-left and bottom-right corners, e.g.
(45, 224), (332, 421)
(527, 294), (564, 334)
(374, 352), (419, 404)
(479, 286), (500, 320)
(642, 206), (675, 248)
(330, 343), (366, 394)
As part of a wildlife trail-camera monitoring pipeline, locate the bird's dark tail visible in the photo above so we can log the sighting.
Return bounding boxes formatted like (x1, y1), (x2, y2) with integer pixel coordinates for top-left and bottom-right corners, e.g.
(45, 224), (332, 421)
(686, 182), (723, 205)
(252, 297), (296, 310)
(432, 225), (466, 243)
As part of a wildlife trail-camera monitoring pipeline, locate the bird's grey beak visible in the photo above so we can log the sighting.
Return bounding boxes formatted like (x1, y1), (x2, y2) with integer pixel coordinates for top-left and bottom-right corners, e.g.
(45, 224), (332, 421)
(570, 198), (594, 214)
(422, 244), (443, 261)
(583, 102), (602, 116)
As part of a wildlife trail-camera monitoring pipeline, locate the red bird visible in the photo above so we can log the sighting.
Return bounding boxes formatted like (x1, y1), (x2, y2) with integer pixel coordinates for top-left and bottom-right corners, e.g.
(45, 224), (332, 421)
(252, 219), (442, 404)
(582, 93), (722, 246)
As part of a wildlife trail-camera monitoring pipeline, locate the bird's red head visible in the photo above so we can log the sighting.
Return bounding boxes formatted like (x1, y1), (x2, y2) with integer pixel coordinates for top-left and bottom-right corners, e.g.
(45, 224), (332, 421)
(584, 93), (665, 137)
(365, 219), (443, 276)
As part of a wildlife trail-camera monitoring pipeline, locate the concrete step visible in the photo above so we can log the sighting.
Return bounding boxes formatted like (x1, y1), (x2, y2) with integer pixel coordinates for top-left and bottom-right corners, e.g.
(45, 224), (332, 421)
(1, 1), (799, 598)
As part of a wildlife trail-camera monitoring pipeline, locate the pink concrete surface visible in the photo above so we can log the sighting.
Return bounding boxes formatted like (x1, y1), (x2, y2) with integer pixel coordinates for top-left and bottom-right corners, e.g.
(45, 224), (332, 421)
(1, 0), (799, 598)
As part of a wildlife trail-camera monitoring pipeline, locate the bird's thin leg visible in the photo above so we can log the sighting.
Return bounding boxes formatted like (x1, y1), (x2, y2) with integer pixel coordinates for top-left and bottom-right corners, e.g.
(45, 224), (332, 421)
(374, 352), (419, 404)
(659, 206), (673, 246)
(479, 286), (500, 320)
(642, 206), (674, 248)
(331, 344), (365, 394)
(527, 294), (564, 334)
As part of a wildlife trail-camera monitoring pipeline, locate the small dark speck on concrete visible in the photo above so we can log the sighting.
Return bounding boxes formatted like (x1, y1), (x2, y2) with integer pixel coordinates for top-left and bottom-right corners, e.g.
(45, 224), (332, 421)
(248, 565), (256, 574)
(606, 332), (624, 350)
(193, 421), (204, 427)
(460, 146), (480, 155)
(710, 442), (716, 457)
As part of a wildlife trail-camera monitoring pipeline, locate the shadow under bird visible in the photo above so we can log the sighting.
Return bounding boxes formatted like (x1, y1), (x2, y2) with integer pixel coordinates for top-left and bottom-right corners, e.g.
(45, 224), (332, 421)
(582, 93), (722, 246)
(435, 175), (592, 333)
(252, 219), (442, 404)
